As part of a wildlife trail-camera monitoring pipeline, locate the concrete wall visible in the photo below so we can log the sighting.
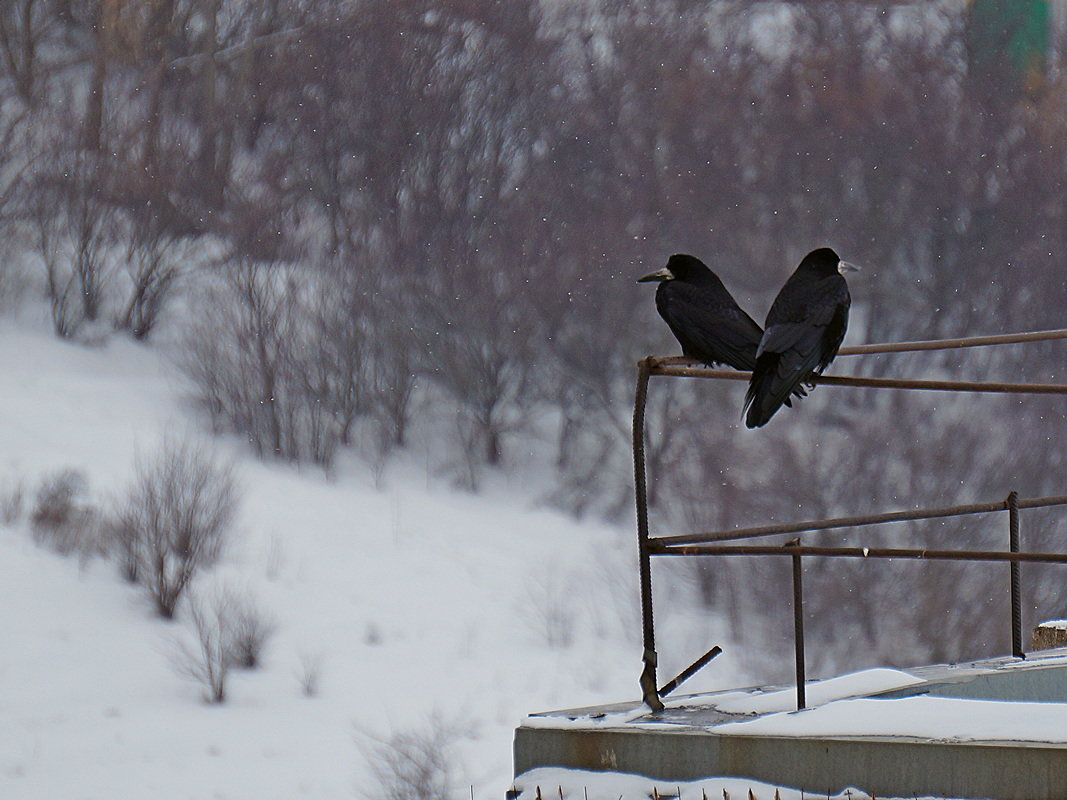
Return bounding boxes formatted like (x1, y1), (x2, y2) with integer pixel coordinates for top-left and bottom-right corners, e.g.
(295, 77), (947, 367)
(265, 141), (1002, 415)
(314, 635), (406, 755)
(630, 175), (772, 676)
(515, 725), (1067, 800)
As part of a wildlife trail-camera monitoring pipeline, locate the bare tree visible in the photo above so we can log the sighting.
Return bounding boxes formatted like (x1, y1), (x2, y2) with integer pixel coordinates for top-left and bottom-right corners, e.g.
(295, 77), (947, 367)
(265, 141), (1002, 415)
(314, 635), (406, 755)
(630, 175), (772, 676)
(0, 474), (24, 526)
(223, 589), (276, 669)
(173, 585), (233, 704)
(113, 210), (190, 339)
(296, 650), (322, 697)
(0, 0), (49, 105)
(24, 169), (82, 338)
(21, 139), (117, 338)
(116, 440), (238, 619)
(30, 467), (100, 559)
(181, 260), (341, 467)
(356, 715), (471, 800)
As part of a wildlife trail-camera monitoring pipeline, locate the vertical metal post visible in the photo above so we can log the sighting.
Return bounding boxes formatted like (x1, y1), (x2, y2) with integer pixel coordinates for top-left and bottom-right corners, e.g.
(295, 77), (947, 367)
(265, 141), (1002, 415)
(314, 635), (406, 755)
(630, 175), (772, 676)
(1008, 490), (1024, 659)
(633, 359), (663, 711)
(790, 544), (807, 710)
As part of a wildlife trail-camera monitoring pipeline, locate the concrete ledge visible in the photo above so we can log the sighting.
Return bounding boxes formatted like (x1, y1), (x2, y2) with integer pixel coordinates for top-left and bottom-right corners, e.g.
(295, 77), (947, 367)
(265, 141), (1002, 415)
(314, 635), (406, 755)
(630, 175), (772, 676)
(515, 725), (1067, 799)
(515, 650), (1067, 800)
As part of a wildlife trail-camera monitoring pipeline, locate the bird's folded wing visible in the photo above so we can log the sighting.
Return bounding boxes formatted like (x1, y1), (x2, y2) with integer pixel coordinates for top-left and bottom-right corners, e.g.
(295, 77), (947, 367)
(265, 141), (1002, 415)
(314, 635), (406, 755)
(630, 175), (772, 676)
(669, 294), (761, 370)
(757, 321), (818, 359)
(757, 290), (840, 357)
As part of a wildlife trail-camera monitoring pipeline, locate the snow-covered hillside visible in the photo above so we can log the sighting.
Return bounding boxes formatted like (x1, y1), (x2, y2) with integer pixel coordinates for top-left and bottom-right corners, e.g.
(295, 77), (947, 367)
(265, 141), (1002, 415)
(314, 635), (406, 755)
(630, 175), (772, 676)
(0, 319), (749, 799)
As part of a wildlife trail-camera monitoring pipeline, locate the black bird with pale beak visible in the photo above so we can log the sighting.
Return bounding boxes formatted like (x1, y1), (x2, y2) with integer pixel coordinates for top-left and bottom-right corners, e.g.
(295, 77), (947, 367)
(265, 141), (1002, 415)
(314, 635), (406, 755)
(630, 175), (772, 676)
(638, 254), (764, 371)
(744, 247), (859, 428)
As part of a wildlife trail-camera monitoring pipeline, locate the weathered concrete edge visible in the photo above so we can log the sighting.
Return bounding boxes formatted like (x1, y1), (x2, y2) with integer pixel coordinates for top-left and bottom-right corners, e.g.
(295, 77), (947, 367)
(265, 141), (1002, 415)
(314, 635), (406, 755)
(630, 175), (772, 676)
(513, 724), (1067, 800)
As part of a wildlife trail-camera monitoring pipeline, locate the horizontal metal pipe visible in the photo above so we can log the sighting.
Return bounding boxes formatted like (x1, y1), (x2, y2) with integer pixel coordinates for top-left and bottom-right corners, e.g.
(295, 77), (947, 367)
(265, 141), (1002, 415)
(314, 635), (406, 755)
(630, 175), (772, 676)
(654, 328), (1067, 366)
(652, 494), (1067, 547)
(647, 363), (1067, 395)
(650, 543), (1067, 564)
(838, 328), (1067, 355)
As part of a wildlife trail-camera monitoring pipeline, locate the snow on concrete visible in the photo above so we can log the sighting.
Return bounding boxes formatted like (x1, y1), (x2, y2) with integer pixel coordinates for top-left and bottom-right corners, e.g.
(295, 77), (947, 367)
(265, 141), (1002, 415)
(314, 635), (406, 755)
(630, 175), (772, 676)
(715, 694), (1067, 744)
(704, 667), (923, 715)
(1037, 619), (1067, 631)
(520, 667), (926, 730)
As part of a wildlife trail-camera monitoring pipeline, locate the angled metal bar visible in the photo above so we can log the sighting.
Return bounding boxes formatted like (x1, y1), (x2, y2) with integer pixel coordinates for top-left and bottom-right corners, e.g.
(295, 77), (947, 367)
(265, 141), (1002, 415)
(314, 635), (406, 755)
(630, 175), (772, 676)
(651, 494), (1067, 547)
(658, 645), (723, 697)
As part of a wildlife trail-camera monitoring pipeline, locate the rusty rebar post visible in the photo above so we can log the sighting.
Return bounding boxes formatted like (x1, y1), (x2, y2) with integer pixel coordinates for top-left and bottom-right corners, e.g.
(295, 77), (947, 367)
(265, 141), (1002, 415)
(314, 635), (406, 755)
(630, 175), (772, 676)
(633, 358), (663, 711)
(790, 542), (806, 710)
(1008, 491), (1023, 659)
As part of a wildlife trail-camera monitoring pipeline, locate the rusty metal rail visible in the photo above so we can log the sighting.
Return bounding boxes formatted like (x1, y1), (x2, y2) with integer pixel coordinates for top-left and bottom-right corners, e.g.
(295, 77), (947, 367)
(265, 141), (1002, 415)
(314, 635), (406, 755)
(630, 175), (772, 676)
(653, 494), (1067, 547)
(632, 328), (1067, 713)
(647, 365), (1067, 395)
(652, 539), (1067, 563)
(655, 327), (1067, 362)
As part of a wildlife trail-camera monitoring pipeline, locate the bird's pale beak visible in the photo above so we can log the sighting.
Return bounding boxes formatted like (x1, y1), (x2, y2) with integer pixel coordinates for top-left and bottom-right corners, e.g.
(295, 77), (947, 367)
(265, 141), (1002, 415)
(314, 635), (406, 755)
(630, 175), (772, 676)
(838, 260), (860, 274)
(638, 267), (674, 283)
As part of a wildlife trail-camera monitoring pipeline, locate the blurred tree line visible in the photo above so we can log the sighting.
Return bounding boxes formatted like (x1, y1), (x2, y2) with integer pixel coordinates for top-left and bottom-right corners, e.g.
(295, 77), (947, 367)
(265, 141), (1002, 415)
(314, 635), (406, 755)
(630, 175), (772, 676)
(1, 0), (1065, 678)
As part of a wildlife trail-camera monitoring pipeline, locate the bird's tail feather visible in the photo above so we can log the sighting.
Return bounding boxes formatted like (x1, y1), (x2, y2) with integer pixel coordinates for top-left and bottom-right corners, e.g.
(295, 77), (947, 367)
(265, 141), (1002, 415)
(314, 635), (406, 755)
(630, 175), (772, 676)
(744, 353), (810, 428)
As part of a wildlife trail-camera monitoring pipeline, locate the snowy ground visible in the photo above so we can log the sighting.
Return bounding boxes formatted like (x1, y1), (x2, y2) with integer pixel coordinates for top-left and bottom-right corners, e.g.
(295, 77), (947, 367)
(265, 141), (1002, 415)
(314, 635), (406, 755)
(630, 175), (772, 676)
(510, 767), (874, 800)
(0, 319), (753, 799)
(8, 318), (1038, 800)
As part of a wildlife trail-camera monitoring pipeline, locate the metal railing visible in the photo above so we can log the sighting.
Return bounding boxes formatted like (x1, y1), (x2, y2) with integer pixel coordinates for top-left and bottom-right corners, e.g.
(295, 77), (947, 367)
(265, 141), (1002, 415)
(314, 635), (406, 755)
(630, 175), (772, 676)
(632, 328), (1067, 712)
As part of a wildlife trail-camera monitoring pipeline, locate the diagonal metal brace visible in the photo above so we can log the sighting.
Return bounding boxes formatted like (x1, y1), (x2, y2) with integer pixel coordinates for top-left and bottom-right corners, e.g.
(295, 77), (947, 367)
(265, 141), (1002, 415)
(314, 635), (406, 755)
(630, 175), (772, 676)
(659, 645), (723, 697)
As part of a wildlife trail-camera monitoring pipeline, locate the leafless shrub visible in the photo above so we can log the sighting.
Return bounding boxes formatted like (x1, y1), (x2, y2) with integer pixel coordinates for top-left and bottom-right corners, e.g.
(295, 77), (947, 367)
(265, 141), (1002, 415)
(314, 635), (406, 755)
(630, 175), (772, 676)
(363, 623), (382, 646)
(522, 569), (577, 649)
(22, 142), (117, 339)
(0, 245), (29, 312)
(583, 549), (641, 646)
(179, 261), (341, 469)
(224, 591), (276, 670)
(113, 212), (189, 340)
(423, 288), (537, 488)
(108, 512), (142, 583)
(0, 475), (25, 525)
(30, 468), (100, 558)
(173, 587), (232, 704)
(24, 175), (83, 340)
(356, 715), (471, 800)
(365, 419), (396, 490)
(115, 440), (238, 619)
(263, 533), (286, 581)
(297, 651), (323, 698)
(31, 468), (83, 531)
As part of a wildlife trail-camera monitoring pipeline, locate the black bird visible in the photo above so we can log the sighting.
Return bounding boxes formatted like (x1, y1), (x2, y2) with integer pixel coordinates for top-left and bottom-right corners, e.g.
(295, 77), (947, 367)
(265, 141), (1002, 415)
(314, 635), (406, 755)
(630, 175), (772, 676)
(744, 247), (858, 429)
(638, 254), (764, 371)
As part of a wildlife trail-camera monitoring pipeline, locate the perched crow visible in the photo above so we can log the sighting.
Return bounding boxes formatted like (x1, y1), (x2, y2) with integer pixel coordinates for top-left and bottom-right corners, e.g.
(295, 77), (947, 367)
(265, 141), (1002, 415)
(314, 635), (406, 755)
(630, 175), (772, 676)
(638, 254), (764, 371)
(744, 247), (858, 429)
